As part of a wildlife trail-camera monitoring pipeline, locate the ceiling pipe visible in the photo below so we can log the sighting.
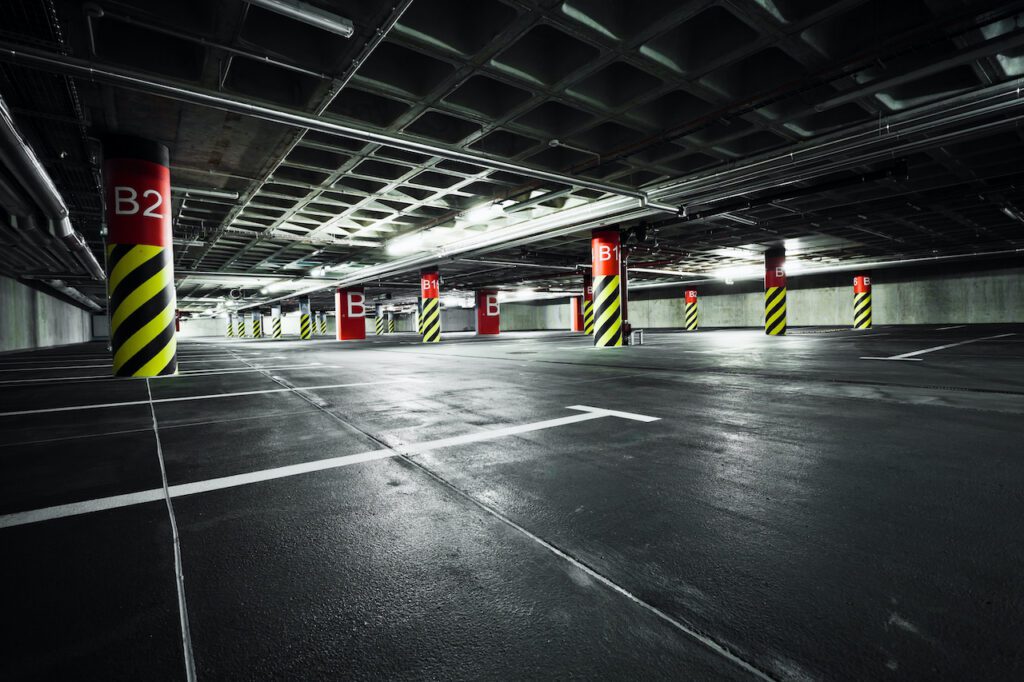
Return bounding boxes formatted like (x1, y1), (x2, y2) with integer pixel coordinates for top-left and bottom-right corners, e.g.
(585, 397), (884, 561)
(246, 0), (355, 38)
(0, 43), (677, 214)
(0, 93), (105, 280)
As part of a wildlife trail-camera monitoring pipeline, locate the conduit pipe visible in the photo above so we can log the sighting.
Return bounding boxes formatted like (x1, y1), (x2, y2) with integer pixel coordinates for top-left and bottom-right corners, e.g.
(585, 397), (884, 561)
(246, 0), (354, 38)
(0, 93), (105, 280)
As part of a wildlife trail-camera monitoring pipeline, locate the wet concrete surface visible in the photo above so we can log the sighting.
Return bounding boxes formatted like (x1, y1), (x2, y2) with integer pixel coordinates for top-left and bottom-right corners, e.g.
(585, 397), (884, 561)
(1, 325), (1023, 679)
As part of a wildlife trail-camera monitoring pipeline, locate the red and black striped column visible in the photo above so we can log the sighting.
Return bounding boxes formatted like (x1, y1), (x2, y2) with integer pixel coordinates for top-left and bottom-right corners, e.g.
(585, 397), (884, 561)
(336, 287), (366, 341)
(475, 289), (499, 335)
(420, 269), (441, 343)
(853, 275), (872, 329)
(764, 247), (787, 336)
(103, 135), (177, 377)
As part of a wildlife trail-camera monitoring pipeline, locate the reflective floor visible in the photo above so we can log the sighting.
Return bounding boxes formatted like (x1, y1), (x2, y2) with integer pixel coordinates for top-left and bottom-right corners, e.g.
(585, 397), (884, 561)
(2, 325), (1022, 680)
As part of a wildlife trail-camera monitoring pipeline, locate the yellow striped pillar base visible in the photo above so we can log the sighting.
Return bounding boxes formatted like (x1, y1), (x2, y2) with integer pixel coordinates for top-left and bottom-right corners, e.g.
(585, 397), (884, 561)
(593, 275), (623, 347)
(252, 316), (262, 338)
(421, 297), (441, 343)
(299, 313), (312, 340)
(388, 317), (395, 334)
(684, 302), (698, 331)
(226, 318), (234, 337)
(765, 286), (787, 336)
(107, 243), (177, 377)
(583, 299), (595, 335)
(236, 320), (245, 337)
(272, 317), (282, 338)
(319, 316), (327, 335)
(375, 317), (385, 335)
(854, 291), (872, 329)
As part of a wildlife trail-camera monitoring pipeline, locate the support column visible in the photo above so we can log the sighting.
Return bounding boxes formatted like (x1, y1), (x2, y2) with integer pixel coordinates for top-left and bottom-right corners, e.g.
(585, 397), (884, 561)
(416, 297), (424, 336)
(374, 305), (385, 335)
(570, 297), (583, 332)
(853, 275), (872, 329)
(271, 305), (282, 338)
(237, 315), (245, 338)
(764, 247), (787, 336)
(299, 297), (312, 339)
(684, 290), (699, 331)
(103, 135), (177, 377)
(420, 269), (441, 343)
(582, 272), (595, 335)
(226, 313), (234, 337)
(387, 312), (395, 334)
(619, 247), (631, 342)
(251, 310), (263, 338)
(591, 229), (623, 347)
(475, 289), (499, 335)
(319, 311), (328, 335)
(336, 287), (366, 340)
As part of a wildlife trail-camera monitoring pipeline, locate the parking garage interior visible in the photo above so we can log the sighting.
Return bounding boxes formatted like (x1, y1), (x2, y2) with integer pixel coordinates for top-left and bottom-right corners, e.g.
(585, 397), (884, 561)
(1, 0), (1023, 679)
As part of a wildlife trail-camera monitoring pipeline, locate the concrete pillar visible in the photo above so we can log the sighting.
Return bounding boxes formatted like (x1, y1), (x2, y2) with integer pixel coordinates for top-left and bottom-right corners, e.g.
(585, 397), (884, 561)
(387, 312), (395, 334)
(765, 247), (787, 336)
(271, 305), (282, 338)
(336, 287), (366, 341)
(251, 309), (263, 338)
(591, 228), (623, 347)
(103, 134), (177, 376)
(420, 269), (441, 343)
(854, 275), (872, 329)
(374, 304), (385, 335)
(226, 313), (234, 337)
(299, 297), (312, 339)
(570, 297), (584, 332)
(620, 246), (631, 341)
(582, 272), (594, 335)
(684, 290), (698, 331)
(475, 289), (499, 335)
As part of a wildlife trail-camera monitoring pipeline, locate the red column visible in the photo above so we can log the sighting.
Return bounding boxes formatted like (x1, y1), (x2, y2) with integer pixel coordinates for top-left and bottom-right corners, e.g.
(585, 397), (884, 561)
(570, 297), (583, 332)
(475, 289), (499, 335)
(335, 286), (366, 340)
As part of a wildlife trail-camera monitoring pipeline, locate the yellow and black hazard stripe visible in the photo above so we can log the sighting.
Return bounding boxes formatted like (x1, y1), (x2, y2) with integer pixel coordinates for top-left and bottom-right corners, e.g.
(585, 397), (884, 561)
(421, 298), (441, 343)
(375, 316), (385, 335)
(854, 291), (872, 329)
(107, 243), (177, 377)
(388, 316), (395, 334)
(417, 298), (424, 336)
(227, 317), (234, 337)
(319, 315), (327, 335)
(593, 275), (622, 347)
(583, 299), (595, 335)
(300, 313), (312, 340)
(765, 286), (787, 336)
(236, 318), (245, 337)
(685, 302), (698, 331)
(272, 316), (282, 338)
(252, 314), (262, 338)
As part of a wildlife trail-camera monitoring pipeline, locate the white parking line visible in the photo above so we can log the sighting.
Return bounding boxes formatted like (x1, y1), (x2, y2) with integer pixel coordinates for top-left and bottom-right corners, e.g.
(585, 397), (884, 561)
(936, 325), (966, 331)
(861, 333), (1015, 361)
(0, 364), (327, 386)
(0, 405), (658, 528)
(0, 377), (418, 417)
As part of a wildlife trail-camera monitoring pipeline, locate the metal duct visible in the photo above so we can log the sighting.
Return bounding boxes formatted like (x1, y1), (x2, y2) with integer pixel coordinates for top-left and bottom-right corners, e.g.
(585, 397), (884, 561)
(0, 93), (105, 281)
(246, 0), (354, 38)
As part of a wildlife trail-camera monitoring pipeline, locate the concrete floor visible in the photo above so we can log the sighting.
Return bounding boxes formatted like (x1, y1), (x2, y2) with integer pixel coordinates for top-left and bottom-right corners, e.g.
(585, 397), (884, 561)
(1, 325), (1022, 680)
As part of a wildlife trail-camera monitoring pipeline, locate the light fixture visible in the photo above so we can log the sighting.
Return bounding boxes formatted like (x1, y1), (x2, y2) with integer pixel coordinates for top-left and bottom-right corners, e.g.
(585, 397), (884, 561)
(629, 267), (701, 277)
(714, 265), (762, 281)
(1001, 207), (1024, 224)
(464, 202), (504, 224)
(246, 0), (354, 38)
(386, 233), (425, 256)
(712, 247), (759, 259)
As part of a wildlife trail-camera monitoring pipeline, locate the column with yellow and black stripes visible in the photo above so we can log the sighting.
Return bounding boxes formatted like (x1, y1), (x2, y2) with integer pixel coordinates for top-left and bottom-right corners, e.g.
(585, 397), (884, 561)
(236, 315), (245, 337)
(374, 305), (385, 335)
(416, 297), (424, 336)
(387, 313), (395, 334)
(226, 313), (234, 337)
(764, 247), (787, 336)
(318, 311), (327, 335)
(251, 310), (263, 338)
(103, 135), (177, 377)
(420, 269), (441, 343)
(591, 229), (623, 347)
(271, 305), (283, 338)
(853, 275), (872, 329)
(582, 272), (595, 335)
(684, 289), (699, 331)
(299, 297), (312, 340)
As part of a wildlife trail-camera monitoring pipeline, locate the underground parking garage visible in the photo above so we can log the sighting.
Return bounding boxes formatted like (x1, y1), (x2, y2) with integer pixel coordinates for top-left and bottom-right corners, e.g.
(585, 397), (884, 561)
(2, 0), (1024, 679)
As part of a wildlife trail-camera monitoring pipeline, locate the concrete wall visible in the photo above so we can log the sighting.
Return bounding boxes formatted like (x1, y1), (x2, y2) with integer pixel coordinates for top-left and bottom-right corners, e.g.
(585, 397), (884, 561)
(628, 264), (1024, 328)
(500, 300), (570, 331)
(0, 276), (94, 352)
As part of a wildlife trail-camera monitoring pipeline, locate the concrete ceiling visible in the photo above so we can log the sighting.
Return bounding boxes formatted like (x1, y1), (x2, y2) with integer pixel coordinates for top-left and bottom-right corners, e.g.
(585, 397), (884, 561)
(2, 0), (1024, 313)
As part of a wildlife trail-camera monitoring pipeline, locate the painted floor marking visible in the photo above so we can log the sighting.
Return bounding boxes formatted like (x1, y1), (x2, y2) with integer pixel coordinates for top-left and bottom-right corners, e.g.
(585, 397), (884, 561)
(0, 364), (326, 386)
(861, 333), (1015, 361)
(0, 377), (417, 417)
(936, 325), (966, 331)
(0, 405), (658, 529)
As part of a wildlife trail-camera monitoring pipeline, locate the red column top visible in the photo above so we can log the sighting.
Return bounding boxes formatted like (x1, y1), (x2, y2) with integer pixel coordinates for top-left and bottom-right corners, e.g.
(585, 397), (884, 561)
(105, 158), (172, 247)
(591, 229), (621, 277)
(420, 270), (440, 299)
(582, 272), (593, 301)
(853, 275), (871, 293)
(765, 253), (786, 289)
(684, 290), (698, 304)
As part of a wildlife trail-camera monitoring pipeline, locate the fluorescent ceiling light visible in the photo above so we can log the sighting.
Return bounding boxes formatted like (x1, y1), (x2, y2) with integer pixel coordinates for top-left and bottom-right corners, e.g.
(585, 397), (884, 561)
(712, 247), (759, 259)
(714, 265), (762, 281)
(386, 233), (425, 256)
(464, 203), (504, 224)
(629, 267), (701, 277)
